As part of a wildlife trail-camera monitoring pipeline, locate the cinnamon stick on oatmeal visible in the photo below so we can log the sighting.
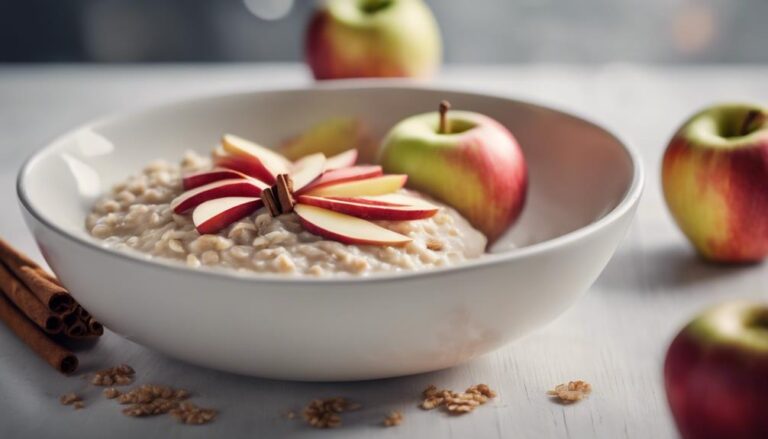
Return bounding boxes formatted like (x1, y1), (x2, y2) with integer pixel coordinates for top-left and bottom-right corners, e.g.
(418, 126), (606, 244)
(0, 239), (73, 313)
(0, 292), (78, 373)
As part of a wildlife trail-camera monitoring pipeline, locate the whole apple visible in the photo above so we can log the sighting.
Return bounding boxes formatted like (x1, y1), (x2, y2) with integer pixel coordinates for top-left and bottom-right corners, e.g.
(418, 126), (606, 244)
(664, 301), (768, 439)
(305, 0), (442, 80)
(378, 101), (527, 243)
(662, 104), (768, 263)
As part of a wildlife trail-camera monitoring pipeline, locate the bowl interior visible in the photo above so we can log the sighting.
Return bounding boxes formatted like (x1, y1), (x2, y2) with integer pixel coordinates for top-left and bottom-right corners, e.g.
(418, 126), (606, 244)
(20, 84), (635, 256)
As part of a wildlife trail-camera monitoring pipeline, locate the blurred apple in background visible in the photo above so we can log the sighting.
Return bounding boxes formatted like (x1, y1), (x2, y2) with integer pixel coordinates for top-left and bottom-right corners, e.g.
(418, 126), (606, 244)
(664, 301), (768, 439)
(305, 0), (442, 80)
(378, 101), (527, 243)
(662, 103), (768, 263)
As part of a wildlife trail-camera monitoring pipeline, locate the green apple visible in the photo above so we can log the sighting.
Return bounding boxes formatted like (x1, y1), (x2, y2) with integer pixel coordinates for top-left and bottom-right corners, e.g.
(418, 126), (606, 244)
(305, 0), (441, 79)
(662, 103), (768, 262)
(378, 102), (528, 242)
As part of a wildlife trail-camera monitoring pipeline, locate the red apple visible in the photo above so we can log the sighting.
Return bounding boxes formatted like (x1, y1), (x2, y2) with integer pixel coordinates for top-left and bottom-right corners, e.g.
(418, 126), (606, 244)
(182, 167), (251, 190)
(220, 134), (290, 184)
(305, 0), (441, 80)
(662, 104), (768, 263)
(378, 102), (527, 242)
(297, 194), (438, 220)
(303, 174), (406, 197)
(171, 179), (266, 214)
(192, 197), (263, 235)
(294, 204), (411, 246)
(664, 301), (768, 439)
(299, 165), (383, 194)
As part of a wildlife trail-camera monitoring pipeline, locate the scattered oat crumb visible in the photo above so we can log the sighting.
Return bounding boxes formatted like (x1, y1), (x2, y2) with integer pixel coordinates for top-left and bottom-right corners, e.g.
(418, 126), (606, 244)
(382, 410), (403, 427)
(117, 384), (191, 417)
(420, 384), (496, 415)
(302, 397), (360, 429)
(103, 388), (121, 399)
(73, 401), (85, 410)
(59, 393), (82, 406)
(91, 364), (135, 386)
(548, 380), (592, 403)
(170, 402), (218, 425)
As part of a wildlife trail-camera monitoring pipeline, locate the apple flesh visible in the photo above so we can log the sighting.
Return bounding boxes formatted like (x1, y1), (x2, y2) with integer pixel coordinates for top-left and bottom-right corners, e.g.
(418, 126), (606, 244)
(297, 195), (438, 220)
(305, 0), (441, 80)
(303, 174), (407, 197)
(664, 301), (768, 439)
(378, 107), (527, 243)
(182, 167), (250, 190)
(220, 134), (290, 184)
(662, 104), (768, 263)
(290, 153), (326, 191)
(171, 179), (266, 214)
(299, 165), (383, 194)
(294, 204), (411, 246)
(192, 197), (263, 235)
(325, 149), (358, 171)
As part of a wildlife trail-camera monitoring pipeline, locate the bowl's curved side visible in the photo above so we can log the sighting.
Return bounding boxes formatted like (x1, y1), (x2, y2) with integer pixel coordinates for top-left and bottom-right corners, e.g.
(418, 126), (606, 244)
(19, 191), (638, 381)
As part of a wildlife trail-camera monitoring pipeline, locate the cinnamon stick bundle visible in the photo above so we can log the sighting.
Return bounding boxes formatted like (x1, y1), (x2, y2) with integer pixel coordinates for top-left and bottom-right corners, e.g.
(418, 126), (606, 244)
(0, 239), (104, 373)
(0, 293), (78, 374)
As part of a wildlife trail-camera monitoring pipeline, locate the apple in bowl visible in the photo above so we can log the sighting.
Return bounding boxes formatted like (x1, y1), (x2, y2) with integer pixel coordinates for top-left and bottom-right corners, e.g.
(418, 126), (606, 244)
(662, 104), (768, 263)
(378, 101), (528, 243)
(305, 0), (441, 80)
(664, 301), (768, 439)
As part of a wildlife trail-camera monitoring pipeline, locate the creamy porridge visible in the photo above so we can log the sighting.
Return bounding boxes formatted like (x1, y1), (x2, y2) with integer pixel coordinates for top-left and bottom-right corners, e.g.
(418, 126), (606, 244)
(86, 152), (487, 276)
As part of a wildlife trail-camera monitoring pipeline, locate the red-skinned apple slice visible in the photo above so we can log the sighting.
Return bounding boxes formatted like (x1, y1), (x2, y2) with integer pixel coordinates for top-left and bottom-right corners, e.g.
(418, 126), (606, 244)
(193, 197), (262, 235)
(182, 167), (250, 190)
(299, 165), (384, 194)
(221, 134), (290, 184)
(214, 152), (272, 183)
(290, 153), (326, 191)
(330, 194), (437, 208)
(171, 179), (266, 214)
(324, 149), (358, 171)
(304, 174), (407, 197)
(297, 195), (438, 220)
(294, 204), (411, 246)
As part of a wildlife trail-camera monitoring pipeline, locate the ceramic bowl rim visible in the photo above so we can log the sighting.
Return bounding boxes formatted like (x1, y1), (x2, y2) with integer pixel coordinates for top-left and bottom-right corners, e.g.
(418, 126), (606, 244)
(16, 81), (644, 286)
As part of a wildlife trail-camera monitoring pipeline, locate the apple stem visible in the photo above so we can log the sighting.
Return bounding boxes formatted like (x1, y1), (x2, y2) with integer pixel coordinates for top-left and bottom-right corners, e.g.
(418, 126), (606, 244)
(439, 100), (451, 134)
(739, 110), (766, 136)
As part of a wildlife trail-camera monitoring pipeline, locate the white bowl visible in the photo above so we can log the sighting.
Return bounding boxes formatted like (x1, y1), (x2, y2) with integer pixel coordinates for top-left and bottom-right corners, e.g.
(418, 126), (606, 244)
(17, 83), (642, 381)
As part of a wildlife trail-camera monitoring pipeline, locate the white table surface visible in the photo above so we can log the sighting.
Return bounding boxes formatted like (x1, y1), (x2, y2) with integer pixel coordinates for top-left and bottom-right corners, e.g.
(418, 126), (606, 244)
(0, 63), (766, 439)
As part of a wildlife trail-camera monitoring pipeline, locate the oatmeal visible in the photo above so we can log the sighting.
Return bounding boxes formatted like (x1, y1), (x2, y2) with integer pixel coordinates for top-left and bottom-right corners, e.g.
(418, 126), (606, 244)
(86, 152), (486, 276)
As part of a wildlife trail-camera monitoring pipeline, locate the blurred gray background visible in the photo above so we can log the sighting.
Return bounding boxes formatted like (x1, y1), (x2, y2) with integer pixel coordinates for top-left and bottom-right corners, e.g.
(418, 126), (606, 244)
(0, 0), (765, 63)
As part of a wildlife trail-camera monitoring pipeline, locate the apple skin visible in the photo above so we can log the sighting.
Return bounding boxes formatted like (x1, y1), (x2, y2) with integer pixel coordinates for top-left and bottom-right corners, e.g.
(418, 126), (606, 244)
(305, 0), (441, 80)
(378, 110), (527, 243)
(662, 104), (768, 263)
(664, 301), (768, 439)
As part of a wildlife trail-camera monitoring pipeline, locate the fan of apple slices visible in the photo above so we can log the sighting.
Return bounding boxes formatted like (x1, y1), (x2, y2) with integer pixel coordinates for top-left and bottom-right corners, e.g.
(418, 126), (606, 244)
(170, 134), (439, 246)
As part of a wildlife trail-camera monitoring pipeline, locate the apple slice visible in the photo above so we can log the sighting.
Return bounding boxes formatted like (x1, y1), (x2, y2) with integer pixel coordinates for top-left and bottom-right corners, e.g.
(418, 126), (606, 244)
(324, 149), (358, 171)
(297, 195), (438, 220)
(193, 197), (262, 235)
(304, 175), (407, 197)
(328, 194), (436, 208)
(171, 179), (266, 214)
(290, 153), (326, 191)
(182, 167), (249, 190)
(299, 165), (383, 194)
(221, 134), (290, 184)
(294, 204), (411, 246)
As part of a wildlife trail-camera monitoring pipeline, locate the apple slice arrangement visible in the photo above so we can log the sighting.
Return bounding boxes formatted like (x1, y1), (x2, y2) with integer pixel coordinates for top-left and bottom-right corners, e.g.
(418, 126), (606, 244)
(171, 134), (439, 246)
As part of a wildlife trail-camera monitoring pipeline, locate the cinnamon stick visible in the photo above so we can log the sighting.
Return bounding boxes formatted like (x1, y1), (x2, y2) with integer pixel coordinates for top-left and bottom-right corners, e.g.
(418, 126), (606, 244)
(0, 239), (73, 313)
(0, 263), (62, 334)
(0, 293), (78, 374)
